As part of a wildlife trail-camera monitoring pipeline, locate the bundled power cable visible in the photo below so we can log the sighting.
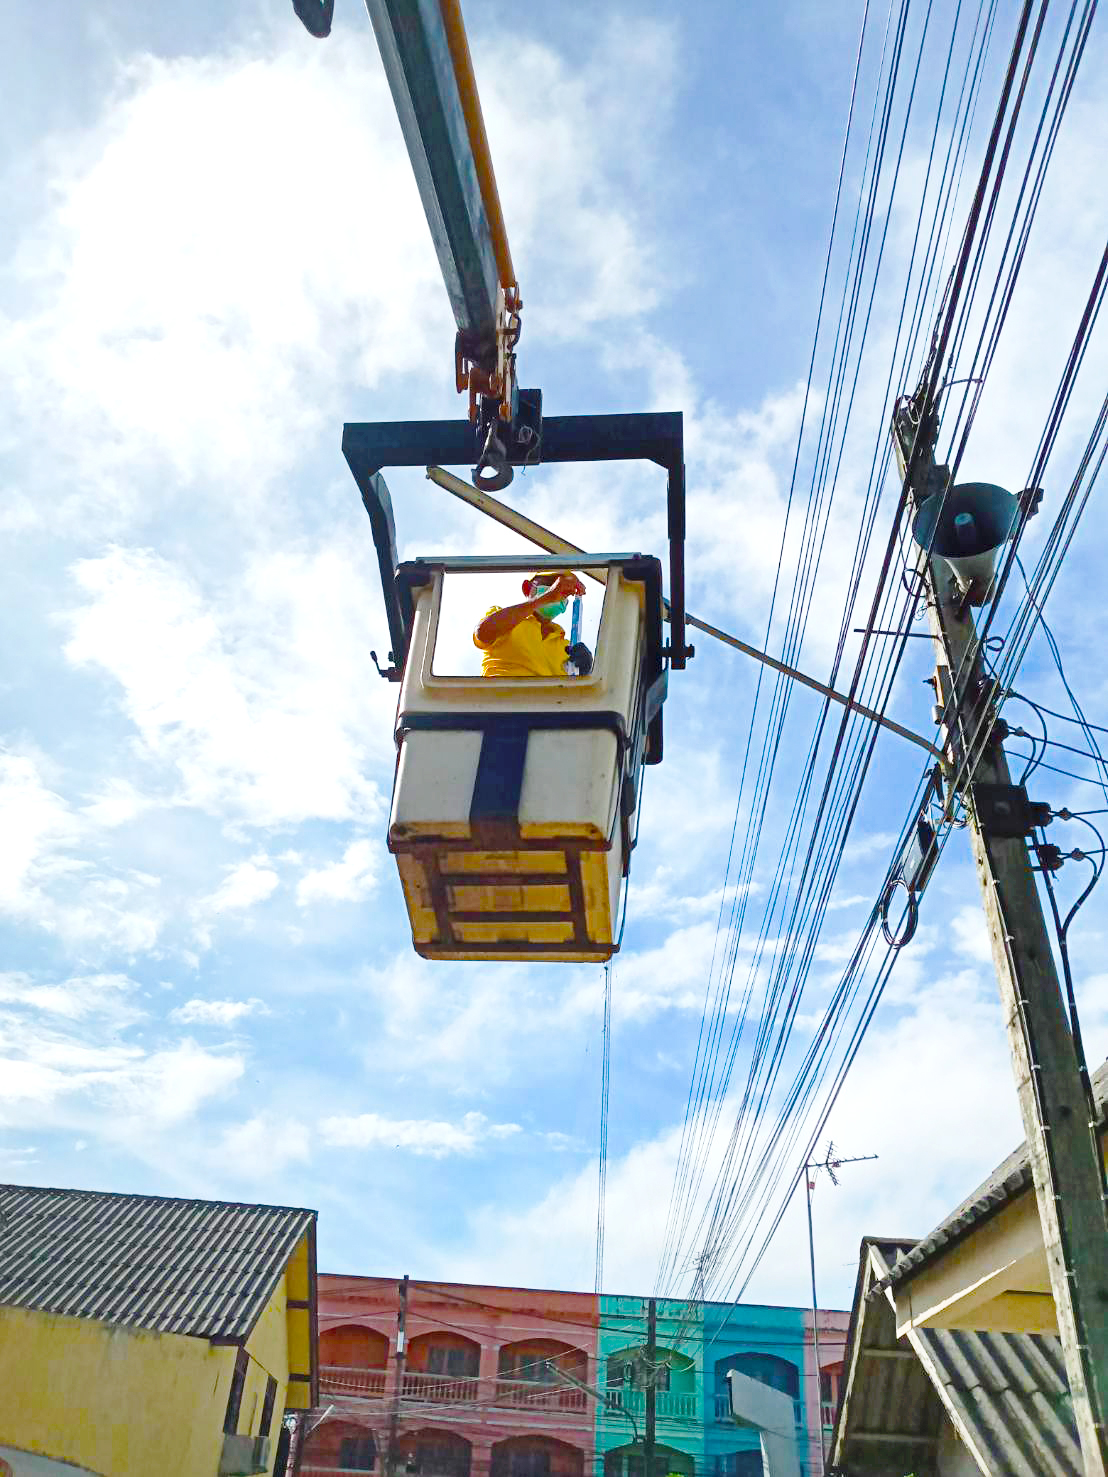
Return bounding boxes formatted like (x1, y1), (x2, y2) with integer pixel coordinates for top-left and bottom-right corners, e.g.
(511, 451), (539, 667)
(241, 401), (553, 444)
(656, 0), (1105, 1316)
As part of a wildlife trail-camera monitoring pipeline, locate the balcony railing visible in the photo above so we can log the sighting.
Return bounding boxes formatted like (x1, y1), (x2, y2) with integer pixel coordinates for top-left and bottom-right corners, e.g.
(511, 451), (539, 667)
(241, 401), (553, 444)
(493, 1378), (587, 1412)
(712, 1392), (804, 1427)
(605, 1388), (699, 1422)
(402, 1369), (481, 1403)
(320, 1366), (388, 1399)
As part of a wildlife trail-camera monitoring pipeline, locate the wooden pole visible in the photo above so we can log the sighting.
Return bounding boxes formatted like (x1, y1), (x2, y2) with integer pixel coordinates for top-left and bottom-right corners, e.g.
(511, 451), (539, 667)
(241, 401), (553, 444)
(644, 1298), (657, 1477)
(387, 1275), (409, 1477)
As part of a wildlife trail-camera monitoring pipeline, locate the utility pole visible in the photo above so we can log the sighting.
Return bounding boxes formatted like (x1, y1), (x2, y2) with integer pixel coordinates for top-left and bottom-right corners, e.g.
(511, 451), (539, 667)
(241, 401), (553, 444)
(893, 401), (1108, 1476)
(643, 1298), (657, 1477)
(804, 1144), (877, 1476)
(387, 1275), (409, 1477)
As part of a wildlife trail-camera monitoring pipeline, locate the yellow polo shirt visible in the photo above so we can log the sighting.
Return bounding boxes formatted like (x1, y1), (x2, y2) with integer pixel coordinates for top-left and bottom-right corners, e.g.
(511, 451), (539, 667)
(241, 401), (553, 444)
(474, 607), (570, 678)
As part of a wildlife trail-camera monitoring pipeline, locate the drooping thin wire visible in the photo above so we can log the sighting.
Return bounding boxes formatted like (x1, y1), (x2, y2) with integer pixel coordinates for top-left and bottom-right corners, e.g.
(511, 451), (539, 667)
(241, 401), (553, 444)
(595, 959), (613, 1295)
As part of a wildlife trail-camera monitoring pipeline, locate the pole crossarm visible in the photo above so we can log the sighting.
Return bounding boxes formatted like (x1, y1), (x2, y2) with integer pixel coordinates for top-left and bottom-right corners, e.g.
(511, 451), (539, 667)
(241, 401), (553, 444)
(424, 464), (940, 756)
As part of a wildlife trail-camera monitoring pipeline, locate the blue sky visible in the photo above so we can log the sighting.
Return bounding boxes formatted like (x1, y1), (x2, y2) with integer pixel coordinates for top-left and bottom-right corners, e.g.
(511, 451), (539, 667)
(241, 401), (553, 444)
(2, 0), (1107, 1314)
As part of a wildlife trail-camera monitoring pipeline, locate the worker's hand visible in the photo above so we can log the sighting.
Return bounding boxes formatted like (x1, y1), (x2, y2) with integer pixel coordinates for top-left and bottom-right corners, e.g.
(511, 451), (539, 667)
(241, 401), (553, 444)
(538, 572), (585, 603)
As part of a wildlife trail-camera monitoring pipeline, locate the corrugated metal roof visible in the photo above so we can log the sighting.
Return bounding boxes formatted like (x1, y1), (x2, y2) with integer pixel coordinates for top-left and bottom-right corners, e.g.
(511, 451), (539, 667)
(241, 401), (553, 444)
(829, 1238), (1080, 1477)
(877, 1057), (1108, 1291)
(0, 1183), (316, 1343)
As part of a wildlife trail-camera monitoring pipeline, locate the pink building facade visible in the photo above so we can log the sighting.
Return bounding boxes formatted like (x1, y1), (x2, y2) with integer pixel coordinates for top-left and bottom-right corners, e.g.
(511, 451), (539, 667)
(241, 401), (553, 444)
(302, 1276), (847, 1477)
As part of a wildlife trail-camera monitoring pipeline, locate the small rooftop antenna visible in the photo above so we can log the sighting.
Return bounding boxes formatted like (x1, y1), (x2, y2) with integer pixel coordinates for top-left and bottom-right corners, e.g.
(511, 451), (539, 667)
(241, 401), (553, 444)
(805, 1142), (878, 1474)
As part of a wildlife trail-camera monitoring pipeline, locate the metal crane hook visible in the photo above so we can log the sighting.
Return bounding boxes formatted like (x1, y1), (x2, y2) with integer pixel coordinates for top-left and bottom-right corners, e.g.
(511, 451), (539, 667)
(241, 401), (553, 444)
(292, 0), (334, 37)
(472, 425), (514, 492)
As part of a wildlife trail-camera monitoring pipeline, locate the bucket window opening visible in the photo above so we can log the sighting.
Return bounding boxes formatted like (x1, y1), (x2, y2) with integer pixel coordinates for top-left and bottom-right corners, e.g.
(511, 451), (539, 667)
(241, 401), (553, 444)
(431, 569), (605, 679)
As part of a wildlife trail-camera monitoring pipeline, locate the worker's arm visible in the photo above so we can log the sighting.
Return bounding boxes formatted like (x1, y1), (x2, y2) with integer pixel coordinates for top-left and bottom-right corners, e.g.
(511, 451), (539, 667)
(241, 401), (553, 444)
(473, 573), (583, 648)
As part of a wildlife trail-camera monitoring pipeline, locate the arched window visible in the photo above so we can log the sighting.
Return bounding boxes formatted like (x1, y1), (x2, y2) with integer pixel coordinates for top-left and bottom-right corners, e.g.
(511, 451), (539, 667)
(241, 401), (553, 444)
(321, 1323), (390, 1369)
(732, 1454), (764, 1477)
(407, 1330), (480, 1379)
(492, 1436), (584, 1477)
(603, 1442), (693, 1477)
(719, 1352), (799, 1399)
(302, 1417), (379, 1473)
(401, 1429), (472, 1477)
(606, 1347), (694, 1393)
(340, 1433), (378, 1471)
(495, 1340), (588, 1410)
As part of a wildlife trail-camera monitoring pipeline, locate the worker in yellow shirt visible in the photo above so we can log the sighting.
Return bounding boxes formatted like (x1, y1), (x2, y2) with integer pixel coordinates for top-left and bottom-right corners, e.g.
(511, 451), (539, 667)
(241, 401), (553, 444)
(474, 571), (591, 678)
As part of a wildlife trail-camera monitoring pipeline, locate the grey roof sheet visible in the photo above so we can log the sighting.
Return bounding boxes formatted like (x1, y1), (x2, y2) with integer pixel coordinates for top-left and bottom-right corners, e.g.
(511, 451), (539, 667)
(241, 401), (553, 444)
(878, 1057), (1108, 1291)
(831, 1238), (1080, 1477)
(0, 1182), (315, 1342)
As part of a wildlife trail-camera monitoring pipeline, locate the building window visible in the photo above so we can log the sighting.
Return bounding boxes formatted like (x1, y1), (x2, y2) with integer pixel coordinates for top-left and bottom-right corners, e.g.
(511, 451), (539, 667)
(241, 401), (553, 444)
(417, 1440), (470, 1477)
(716, 1456), (759, 1477)
(650, 1363), (671, 1392)
(260, 1375), (278, 1437)
(607, 1358), (634, 1388)
(731, 1456), (764, 1477)
(224, 1347), (250, 1435)
(726, 1352), (799, 1400)
(518, 1357), (557, 1383)
(340, 1435), (377, 1471)
(508, 1450), (550, 1477)
(427, 1345), (479, 1377)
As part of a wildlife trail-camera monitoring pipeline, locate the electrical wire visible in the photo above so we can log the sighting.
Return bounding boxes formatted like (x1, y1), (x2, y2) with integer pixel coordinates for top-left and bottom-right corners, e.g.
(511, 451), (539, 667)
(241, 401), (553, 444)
(595, 960), (613, 1296)
(658, 0), (1106, 1319)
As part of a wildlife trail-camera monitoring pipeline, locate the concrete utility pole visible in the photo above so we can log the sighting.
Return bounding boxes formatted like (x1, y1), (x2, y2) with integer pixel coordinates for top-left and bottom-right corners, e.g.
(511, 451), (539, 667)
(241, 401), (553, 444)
(387, 1274), (410, 1477)
(644, 1297), (657, 1477)
(892, 403), (1108, 1476)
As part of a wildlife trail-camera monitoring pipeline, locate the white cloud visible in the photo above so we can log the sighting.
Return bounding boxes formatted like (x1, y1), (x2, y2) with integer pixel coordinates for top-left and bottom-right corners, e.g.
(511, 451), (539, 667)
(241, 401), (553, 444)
(949, 903), (993, 965)
(204, 861), (279, 914)
(458, 1130), (682, 1293)
(296, 839), (377, 907)
(0, 21), (673, 533)
(0, 751), (162, 955)
(110, 1039), (244, 1129)
(0, 750), (79, 915)
(63, 545), (391, 828)
(218, 1113), (312, 1180)
(0, 971), (144, 1029)
(1, 40), (446, 521)
(80, 779), (157, 828)
(169, 997), (269, 1027)
(318, 1109), (521, 1158)
(0, 982), (242, 1139)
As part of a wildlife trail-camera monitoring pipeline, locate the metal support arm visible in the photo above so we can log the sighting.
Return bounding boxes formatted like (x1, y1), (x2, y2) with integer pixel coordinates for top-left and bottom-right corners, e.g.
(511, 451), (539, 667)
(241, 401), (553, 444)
(343, 410), (690, 670)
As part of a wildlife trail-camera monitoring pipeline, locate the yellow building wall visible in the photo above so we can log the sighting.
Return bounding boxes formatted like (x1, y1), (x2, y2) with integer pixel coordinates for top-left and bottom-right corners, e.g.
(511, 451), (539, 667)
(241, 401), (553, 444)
(0, 1239), (311, 1477)
(0, 1306), (234, 1476)
(239, 1266), (291, 1446)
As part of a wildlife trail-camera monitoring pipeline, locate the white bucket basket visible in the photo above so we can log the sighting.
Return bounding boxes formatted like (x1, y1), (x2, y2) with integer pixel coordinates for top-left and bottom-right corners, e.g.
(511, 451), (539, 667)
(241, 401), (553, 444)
(387, 554), (667, 962)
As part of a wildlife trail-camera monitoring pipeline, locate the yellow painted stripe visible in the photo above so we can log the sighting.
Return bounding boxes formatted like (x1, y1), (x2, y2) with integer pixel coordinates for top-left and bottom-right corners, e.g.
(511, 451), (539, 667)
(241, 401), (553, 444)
(438, 0), (517, 293)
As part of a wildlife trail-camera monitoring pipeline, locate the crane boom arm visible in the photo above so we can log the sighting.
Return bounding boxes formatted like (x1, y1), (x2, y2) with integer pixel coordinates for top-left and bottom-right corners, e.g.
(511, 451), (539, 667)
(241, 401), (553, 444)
(362, 0), (506, 373)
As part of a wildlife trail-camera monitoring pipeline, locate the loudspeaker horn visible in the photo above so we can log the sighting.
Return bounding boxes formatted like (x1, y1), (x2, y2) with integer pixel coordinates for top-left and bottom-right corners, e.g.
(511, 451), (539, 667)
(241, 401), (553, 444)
(912, 481), (1021, 605)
